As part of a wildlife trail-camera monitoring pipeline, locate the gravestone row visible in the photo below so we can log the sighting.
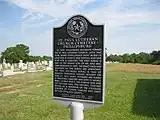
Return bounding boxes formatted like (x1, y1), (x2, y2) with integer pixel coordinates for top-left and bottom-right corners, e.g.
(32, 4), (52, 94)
(0, 59), (53, 77)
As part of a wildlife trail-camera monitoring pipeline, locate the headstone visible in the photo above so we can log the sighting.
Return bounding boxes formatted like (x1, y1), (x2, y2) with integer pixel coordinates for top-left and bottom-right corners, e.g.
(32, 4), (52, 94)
(0, 64), (2, 71)
(7, 63), (11, 68)
(27, 62), (36, 72)
(3, 63), (7, 69)
(2, 59), (7, 69)
(39, 62), (42, 66)
(11, 65), (14, 71)
(41, 61), (45, 65)
(19, 60), (23, 70)
(44, 61), (48, 66)
(0, 70), (13, 77)
(42, 61), (47, 67)
(46, 66), (52, 71)
(53, 15), (105, 110)
(3, 58), (6, 63)
(49, 61), (53, 68)
(14, 63), (18, 69)
(22, 63), (27, 70)
(35, 61), (39, 66)
(45, 60), (52, 71)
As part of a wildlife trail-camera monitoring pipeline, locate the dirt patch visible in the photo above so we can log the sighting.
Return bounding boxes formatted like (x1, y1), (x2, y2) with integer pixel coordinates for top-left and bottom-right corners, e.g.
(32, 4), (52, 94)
(19, 93), (27, 97)
(6, 89), (20, 94)
(0, 85), (13, 90)
(36, 84), (43, 87)
(0, 86), (17, 93)
(0, 84), (22, 93)
(25, 80), (41, 85)
(0, 83), (22, 90)
(0, 80), (41, 93)
(107, 63), (160, 73)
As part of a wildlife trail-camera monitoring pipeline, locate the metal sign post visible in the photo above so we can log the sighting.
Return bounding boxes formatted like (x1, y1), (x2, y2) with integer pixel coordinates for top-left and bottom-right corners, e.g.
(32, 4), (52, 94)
(70, 102), (84, 120)
(53, 14), (106, 120)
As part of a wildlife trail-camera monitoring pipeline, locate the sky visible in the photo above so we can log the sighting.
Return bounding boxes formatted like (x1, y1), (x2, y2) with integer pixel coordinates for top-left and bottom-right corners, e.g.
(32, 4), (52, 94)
(0, 0), (160, 56)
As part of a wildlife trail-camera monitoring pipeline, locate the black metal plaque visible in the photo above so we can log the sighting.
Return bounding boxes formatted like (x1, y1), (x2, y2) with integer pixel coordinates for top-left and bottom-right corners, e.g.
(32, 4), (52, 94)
(53, 15), (104, 103)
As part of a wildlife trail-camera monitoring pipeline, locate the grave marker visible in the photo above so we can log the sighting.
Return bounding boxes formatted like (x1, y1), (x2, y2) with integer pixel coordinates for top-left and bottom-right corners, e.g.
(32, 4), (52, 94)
(19, 60), (23, 70)
(0, 64), (2, 71)
(2, 59), (7, 69)
(49, 61), (53, 68)
(27, 62), (36, 72)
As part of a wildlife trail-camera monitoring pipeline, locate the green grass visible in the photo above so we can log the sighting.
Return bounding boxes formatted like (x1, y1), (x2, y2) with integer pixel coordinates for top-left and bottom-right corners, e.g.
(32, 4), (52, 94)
(0, 66), (160, 120)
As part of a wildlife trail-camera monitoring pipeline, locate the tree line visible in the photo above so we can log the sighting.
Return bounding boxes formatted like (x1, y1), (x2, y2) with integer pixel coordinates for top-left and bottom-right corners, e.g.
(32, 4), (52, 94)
(1, 44), (159, 65)
(0, 44), (52, 64)
(106, 50), (160, 65)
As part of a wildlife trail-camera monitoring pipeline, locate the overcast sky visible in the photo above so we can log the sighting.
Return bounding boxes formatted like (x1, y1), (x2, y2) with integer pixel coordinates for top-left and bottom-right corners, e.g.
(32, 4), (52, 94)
(0, 0), (160, 56)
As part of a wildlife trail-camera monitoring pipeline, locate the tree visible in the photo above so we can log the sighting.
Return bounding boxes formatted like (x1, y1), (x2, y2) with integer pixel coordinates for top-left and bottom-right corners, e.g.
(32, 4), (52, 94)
(122, 53), (130, 63)
(16, 44), (30, 55)
(1, 44), (30, 64)
(0, 44), (53, 64)
(151, 50), (160, 62)
(138, 52), (152, 64)
(106, 51), (157, 65)
(0, 56), (2, 63)
(42, 56), (52, 61)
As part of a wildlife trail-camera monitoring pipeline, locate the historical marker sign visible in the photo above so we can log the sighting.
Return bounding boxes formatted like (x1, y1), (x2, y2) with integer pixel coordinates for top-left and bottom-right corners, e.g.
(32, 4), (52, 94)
(53, 15), (105, 106)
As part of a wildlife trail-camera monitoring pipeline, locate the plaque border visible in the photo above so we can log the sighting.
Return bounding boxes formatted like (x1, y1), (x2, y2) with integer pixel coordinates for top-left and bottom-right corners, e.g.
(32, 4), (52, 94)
(52, 14), (106, 109)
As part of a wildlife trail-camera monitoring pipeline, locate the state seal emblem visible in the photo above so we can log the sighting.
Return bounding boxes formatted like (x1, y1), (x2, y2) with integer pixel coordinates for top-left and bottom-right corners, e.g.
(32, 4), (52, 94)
(67, 16), (88, 38)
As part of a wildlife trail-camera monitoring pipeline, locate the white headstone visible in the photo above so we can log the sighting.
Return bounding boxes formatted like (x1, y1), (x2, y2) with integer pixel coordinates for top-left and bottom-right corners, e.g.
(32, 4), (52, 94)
(27, 62), (36, 72)
(42, 61), (45, 65)
(0, 64), (2, 71)
(3, 63), (7, 69)
(11, 65), (14, 71)
(38, 61), (41, 66)
(3, 58), (6, 64)
(7, 63), (11, 68)
(1, 70), (13, 77)
(2, 59), (7, 69)
(14, 63), (18, 69)
(19, 60), (23, 70)
(44, 61), (48, 66)
(49, 61), (53, 68)
(38, 60), (42, 65)
(22, 63), (27, 70)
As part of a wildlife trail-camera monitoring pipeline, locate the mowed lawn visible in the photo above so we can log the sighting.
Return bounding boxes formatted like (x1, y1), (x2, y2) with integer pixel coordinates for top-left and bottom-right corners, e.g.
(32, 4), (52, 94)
(0, 63), (160, 120)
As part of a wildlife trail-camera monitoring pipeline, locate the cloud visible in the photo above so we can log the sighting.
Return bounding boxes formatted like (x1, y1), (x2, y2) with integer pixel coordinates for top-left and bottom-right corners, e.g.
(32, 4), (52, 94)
(22, 11), (44, 21)
(10, 0), (160, 28)
(9, 0), (99, 32)
(85, 1), (160, 26)
(9, 0), (97, 18)
(9, 0), (160, 55)
(10, 0), (160, 27)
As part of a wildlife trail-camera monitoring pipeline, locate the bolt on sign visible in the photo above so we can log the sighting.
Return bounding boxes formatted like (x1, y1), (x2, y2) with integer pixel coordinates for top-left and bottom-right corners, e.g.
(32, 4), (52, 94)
(53, 15), (106, 109)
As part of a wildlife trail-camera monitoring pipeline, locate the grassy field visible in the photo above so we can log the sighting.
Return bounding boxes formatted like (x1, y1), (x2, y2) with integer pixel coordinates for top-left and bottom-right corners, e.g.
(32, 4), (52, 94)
(0, 63), (160, 120)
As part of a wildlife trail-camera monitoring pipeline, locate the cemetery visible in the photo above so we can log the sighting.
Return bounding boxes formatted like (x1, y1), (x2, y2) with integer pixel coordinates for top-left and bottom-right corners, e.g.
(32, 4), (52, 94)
(0, 43), (53, 77)
(0, 57), (53, 77)
(0, 14), (159, 120)
(0, 58), (53, 77)
(0, 0), (160, 118)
